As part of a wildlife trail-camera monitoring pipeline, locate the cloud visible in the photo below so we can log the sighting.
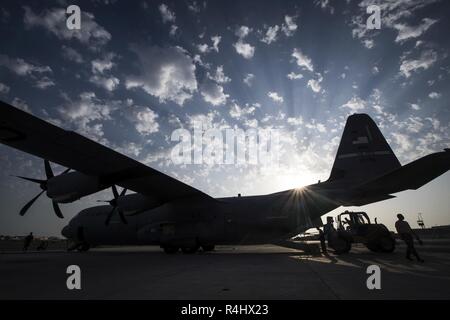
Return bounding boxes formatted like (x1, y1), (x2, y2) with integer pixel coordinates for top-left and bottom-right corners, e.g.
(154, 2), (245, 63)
(188, 1), (201, 13)
(307, 78), (322, 93)
(363, 39), (374, 49)
(340, 96), (366, 112)
(61, 46), (83, 63)
(200, 82), (229, 106)
(235, 25), (252, 38)
(0, 54), (55, 89)
(207, 65), (231, 84)
(292, 48), (313, 72)
(281, 15), (298, 36)
(169, 25), (178, 36)
(0, 54), (52, 76)
(305, 121), (326, 133)
(89, 53), (119, 91)
(233, 40), (255, 59)
(211, 35), (221, 52)
(11, 97), (31, 113)
(314, 0), (335, 14)
(394, 18), (437, 43)
(410, 103), (420, 110)
(229, 102), (257, 119)
(234, 25), (255, 59)
(399, 49), (437, 78)
(115, 142), (143, 158)
(391, 132), (413, 154)
(34, 76), (55, 89)
(287, 72), (303, 80)
(197, 35), (222, 53)
(0, 82), (10, 94)
(159, 3), (176, 23)
(372, 66), (379, 74)
(243, 73), (255, 86)
(267, 91), (284, 103)
(58, 92), (115, 141)
(135, 108), (159, 135)
(91, 53), (116, 74)
(287, 116), (303, 126)
(428, 92), (441, 99)
(89, 75), (120, 91)
(125, 45), (197, 106)
(261, 25), (280, 44)
(23, 6), (111, 47)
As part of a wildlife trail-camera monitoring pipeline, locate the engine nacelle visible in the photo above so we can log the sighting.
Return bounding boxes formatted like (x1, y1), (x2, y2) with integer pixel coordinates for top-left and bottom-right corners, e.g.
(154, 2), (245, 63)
(46, 172), (104, 203)
(116, 193), (161, 214)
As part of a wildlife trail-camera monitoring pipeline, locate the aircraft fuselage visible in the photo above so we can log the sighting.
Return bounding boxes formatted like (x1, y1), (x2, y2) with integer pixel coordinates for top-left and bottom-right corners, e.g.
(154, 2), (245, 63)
(62, 185), (339, 248)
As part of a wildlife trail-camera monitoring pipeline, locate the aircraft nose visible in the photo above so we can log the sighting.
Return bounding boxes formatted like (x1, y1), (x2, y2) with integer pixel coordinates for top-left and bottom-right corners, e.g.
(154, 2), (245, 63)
(61, 225), (73, 239)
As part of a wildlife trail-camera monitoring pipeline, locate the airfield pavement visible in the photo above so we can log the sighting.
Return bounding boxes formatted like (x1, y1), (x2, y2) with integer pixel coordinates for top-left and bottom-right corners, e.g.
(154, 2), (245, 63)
(1, 242), (450, 299)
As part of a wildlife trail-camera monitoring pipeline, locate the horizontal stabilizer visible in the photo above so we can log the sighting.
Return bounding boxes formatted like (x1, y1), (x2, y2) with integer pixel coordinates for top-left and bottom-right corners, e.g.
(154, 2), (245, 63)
(350, 149), (450, 199)
(341, 194), (396, 207)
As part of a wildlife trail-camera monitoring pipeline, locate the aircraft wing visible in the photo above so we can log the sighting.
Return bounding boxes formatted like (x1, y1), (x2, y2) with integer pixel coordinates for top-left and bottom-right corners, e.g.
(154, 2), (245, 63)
(0, 100), (212, 202)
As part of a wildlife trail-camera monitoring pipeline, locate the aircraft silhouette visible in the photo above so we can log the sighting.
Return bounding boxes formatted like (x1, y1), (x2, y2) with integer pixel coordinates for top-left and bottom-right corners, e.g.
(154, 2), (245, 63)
(1, 100), (449, 253)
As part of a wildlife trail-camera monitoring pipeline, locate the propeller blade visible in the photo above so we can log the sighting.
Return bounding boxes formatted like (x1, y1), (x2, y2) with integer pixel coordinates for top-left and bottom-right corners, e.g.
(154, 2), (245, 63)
(105, 207), (116, 226)
(111, 185), (119, 199)
(44, 160), (54, 179)
(19, 190), (45, 216)
(118, 209), (128, 224)
(15, 176), (46, 184)
(120, 188), (127, 197)
(52, 201), (64, 219)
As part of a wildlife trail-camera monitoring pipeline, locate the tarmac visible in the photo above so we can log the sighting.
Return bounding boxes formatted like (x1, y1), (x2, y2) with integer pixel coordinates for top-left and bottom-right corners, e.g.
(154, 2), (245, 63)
(1, 243), (450, 299)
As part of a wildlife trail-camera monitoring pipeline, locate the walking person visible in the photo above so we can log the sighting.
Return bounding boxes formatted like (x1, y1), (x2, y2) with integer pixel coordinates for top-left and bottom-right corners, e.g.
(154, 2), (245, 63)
(395, 214), (424, 262)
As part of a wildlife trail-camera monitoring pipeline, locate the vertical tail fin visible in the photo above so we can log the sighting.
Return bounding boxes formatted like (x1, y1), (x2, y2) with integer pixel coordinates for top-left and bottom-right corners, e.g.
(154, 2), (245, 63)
(328, 114), (401, 184)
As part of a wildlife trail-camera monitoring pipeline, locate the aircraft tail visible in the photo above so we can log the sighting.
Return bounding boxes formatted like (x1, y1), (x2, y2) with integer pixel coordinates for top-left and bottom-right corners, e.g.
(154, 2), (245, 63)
(327, 113), (401, 184)
(326, 113), (450, 207)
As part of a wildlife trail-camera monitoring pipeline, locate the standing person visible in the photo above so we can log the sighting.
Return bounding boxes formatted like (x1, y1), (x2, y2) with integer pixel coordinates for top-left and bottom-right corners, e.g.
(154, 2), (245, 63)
(323, 217), (336, 246)
(395, 214), (424, 262)
(317, 227), (327, 254)
(23, 232), (33, 252)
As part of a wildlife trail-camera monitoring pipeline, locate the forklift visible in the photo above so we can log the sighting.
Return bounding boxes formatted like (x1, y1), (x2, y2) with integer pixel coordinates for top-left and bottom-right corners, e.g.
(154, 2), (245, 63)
(328, 211), (396, 254)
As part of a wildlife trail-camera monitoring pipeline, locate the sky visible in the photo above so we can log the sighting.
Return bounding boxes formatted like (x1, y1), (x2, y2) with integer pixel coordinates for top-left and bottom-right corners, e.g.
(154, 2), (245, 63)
(0, 0), (449, 237)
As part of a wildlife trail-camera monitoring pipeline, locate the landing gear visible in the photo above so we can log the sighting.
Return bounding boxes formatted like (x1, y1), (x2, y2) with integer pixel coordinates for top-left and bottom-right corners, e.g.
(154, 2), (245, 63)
(77, 243), (91, 252)
(202, 245), (215, 252)
(162, 243), (215, 254)
(181, 244), (200, 254)
(162, 246), (179, 254)
(67, 241), (90, 252)
(329, 234), (352, 254)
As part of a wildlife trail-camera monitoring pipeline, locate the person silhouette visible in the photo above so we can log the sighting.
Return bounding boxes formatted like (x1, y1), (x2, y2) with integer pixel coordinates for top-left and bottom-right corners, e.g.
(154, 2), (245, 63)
(23, 232), (34, 252)
(316, 227), (327, 254)
(395, 214), (424, 262)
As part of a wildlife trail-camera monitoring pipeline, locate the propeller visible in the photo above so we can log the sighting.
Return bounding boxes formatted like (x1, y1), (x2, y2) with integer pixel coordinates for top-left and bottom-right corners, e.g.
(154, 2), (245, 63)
(15, 160), (69, 218)
(98, 185), (128, 225)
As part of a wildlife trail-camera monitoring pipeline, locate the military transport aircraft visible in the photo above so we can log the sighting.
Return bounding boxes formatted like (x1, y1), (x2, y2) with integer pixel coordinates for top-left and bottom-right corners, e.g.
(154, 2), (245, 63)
(1, 100), (449, 253)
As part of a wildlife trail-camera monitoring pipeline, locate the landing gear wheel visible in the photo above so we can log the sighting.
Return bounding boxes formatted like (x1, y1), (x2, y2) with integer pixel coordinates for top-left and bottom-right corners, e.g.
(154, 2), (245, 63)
(163, 246), (179, 254)
(77, 243), (90, 252)
(202, 245), (215, 252)
(377, 236), (396, 253)
(181, 245), (200, 254)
